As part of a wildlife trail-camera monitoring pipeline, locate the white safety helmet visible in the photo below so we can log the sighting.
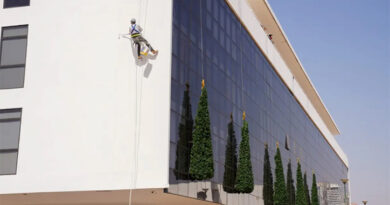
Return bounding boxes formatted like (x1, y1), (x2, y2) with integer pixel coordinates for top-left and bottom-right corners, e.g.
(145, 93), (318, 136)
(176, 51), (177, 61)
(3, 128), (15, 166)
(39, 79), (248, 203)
(131, 18), (136, 24)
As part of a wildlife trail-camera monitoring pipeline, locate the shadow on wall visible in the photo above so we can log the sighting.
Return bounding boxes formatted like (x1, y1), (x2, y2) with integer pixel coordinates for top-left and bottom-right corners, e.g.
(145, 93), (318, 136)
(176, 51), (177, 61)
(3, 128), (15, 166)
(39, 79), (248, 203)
(196, 184), (221, 202)
(121, 35), (157, 78)
(144, 63), (152, 78)
(197, 189), (208, 201)
(211, 182), (221, 202)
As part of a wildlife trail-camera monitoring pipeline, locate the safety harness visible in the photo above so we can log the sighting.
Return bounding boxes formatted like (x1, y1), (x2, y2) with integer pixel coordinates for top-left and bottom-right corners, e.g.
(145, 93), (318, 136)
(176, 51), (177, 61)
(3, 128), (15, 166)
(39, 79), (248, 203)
(130, 24), (141, 38)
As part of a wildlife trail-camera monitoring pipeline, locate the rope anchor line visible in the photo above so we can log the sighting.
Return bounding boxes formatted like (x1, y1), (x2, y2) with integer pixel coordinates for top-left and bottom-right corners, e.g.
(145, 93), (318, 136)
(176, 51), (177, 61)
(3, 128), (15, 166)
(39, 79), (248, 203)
(129, 0), (149, 204)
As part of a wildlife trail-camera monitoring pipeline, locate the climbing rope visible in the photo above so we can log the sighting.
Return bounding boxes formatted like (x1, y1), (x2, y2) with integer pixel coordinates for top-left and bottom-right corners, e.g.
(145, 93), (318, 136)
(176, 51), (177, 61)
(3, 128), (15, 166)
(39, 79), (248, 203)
(238, 3), (246, 121)
(129, 0), (149, 204)
(199, 0), (204, 79)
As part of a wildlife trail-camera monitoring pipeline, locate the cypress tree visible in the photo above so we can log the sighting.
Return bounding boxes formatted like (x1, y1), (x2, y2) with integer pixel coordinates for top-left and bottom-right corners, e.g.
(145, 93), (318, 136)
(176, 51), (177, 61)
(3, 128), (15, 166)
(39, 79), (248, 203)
(235, 113), (254, 193)
(223, 114), (238, 193)
(286, 160), (296, 205)
(311, 173), (319, 205)
(174, 83), (194, 180)
(274, 143), (288, 205)
(263, 144), (274, 205)
(304, 172), (311, 205)
(189, 80), (214, 180)
(296, 160), (307, 205)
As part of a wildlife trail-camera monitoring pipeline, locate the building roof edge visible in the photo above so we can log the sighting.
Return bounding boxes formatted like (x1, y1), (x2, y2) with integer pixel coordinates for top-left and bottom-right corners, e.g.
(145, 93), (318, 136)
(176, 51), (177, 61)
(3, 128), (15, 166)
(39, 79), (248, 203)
(257, 0), (341, 136)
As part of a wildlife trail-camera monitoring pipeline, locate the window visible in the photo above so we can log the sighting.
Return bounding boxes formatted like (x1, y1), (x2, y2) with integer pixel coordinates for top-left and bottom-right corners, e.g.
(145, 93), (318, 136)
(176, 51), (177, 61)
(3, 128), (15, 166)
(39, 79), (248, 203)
(3, 0), (30, 8)
(0, 25), (28, 89)
(0, 108), (22, 175)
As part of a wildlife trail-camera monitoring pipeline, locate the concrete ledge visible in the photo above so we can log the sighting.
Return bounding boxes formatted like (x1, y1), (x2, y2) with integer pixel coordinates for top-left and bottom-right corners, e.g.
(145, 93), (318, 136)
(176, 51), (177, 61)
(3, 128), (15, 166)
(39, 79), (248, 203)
(0, 189), (220, 205)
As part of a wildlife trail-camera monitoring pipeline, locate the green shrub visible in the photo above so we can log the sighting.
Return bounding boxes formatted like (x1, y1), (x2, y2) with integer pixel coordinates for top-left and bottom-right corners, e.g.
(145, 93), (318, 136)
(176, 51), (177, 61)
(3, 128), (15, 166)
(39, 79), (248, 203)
(235, 116), (254, 193)
(311, 173), (319, 205)
(296, 161), (307, 205)
(189, 81), (214, 180)
(274, 145), (288, 205)
(263, 144), (274, 205)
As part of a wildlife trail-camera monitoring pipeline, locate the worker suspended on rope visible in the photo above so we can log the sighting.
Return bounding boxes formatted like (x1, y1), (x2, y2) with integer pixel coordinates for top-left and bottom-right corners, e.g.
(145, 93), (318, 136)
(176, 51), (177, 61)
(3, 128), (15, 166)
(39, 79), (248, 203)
(130, 18), (158, 59)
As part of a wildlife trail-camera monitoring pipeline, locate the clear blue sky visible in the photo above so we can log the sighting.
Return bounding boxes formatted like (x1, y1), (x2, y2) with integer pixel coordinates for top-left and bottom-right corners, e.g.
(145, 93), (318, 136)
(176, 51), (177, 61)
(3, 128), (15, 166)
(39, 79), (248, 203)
(267, 0), (389, 204)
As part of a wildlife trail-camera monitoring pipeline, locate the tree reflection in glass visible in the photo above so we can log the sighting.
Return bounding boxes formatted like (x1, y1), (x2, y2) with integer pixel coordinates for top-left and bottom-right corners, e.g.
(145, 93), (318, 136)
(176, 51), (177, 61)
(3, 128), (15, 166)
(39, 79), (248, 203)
(174, 82), (194, 180)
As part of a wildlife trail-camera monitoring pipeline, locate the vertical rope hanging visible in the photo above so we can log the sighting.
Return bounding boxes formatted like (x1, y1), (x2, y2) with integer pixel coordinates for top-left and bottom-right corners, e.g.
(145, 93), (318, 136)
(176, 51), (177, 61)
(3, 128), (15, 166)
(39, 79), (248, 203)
(129, 0), (148, 204)
(187, 0), (215, 182)
(238, 4), (246, 120)
(199, 0), (205, 82)
(130, 0), (140, 200)
(134, 0), (149, 188)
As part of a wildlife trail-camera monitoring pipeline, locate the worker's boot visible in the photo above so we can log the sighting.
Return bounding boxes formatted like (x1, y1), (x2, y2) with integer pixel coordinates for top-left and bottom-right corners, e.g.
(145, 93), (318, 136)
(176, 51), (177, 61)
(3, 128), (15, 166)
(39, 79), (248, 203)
(152, 50), (158, 55)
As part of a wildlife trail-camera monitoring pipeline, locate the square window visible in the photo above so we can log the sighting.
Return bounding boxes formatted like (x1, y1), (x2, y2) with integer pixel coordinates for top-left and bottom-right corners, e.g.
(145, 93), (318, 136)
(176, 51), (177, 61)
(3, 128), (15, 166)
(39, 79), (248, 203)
(206, 12), (212, 30)
(1, 36), (28, 66)
(219, 6), (225, 28)
(180, 8), (189, 35)
(3, 0), (30, 8)
(219, 28), (224, 48)
(213, 0), (219, 20)
(0, 108), (22, 175)
(213, 20), (219, 41)
(206, 0), (212, 12)
(0, 25), (28, 89)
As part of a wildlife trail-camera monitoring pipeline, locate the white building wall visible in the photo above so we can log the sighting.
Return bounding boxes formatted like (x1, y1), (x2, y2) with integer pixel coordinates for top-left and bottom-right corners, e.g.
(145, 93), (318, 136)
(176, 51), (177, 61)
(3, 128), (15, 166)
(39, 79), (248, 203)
(0, 0), (172, 194)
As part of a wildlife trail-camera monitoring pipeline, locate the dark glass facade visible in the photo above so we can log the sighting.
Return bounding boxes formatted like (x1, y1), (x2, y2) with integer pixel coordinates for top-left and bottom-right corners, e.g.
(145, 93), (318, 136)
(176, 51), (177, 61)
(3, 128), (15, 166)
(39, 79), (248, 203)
(168, 0), (348, 204)
(3, 0), (30, 8)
